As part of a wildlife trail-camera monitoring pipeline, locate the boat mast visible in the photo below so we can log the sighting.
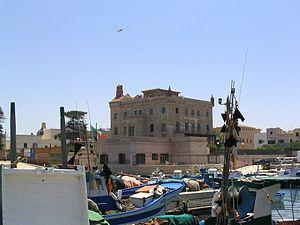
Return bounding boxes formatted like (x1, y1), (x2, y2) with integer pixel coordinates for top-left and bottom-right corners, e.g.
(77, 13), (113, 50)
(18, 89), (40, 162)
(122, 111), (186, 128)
(218, 81), (244, 225)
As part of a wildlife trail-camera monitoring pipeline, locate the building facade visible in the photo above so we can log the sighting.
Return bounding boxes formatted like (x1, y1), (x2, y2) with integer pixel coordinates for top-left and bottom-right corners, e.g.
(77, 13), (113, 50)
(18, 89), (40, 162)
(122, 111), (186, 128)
(266, 127), (300, 145)
(5, 123), (62, 159)
(253, 132), (268, 149)
(110, 85), (214, 138)
(25, 146), (62, 165)
(97, 85), (214, 166)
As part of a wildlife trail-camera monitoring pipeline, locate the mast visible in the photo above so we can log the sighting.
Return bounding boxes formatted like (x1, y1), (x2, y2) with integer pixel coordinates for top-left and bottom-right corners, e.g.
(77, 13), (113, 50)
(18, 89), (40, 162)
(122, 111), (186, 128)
(217, 81), (244, 225)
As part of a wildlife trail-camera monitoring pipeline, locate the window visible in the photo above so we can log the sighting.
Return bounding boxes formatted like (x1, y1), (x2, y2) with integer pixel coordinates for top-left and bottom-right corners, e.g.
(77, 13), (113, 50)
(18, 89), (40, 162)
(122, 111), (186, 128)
(149, 108), (153, 115)
(290, 139), (293, 143)
(129, 126), (135, 136)
(152, 153), (158, 160)
(161, 107), (166, 113)
(24, 143), (28, 148)
(114, 127), (119, 135)
(185, 122), (189, 132)
(114, 113), (118, 119)
(296, 132), (299, 137)
(206, 111), (209, 117)
(268, 140), (276, 144)
(160, 154), (169, 164)
(191, 122), (195, 133)
(191, 110), (194, 116)
(33, 143), (38, 149)
(100, 154), (108, 164)
(136, 153), (145, 164)
(197, 110), (200, 116)
(175, 107), (179, 114)
(138, 110), (143, 115)
(134, 110), (138, 115)
(270, 131), (273, 135)
(176, 121), (180, 134)
(278, 139), (284, 144)
(258, 140), (263, 144)
(119, 153), (126, 164)
(123, 111), (127, 118)
(185, 108), (188, 115)
(206, 124), (210, 132)
(197, 123), (200, 133)
(150, 124), (154, 132)
(161, 123), (167, 132)
(123, 127), (127, 136)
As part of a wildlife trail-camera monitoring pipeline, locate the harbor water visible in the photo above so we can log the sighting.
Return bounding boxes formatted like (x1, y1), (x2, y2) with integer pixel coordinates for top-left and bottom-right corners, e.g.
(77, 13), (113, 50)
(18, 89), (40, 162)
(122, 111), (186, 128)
(272, 189), (300, 221)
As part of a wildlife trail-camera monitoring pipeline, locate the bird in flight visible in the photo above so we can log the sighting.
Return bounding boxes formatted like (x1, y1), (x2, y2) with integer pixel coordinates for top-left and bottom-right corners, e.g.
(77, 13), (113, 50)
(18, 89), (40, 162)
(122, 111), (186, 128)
(117, 28), (124, 33)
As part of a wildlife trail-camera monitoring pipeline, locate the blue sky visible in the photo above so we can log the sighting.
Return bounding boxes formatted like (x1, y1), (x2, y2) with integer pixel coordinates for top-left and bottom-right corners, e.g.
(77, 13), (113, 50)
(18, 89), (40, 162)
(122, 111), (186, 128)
(1, 0), (300, 134)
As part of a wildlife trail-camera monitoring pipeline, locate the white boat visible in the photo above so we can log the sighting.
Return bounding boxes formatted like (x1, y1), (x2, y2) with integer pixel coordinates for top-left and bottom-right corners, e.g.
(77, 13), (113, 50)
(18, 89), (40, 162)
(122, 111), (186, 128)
(272, 192), (285, 203)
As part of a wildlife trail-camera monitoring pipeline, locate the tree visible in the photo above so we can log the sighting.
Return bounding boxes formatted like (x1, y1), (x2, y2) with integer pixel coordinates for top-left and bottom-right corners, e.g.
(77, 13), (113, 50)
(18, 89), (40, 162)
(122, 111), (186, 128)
(64, 110), (87, 143)
(0, 107), (4, 150)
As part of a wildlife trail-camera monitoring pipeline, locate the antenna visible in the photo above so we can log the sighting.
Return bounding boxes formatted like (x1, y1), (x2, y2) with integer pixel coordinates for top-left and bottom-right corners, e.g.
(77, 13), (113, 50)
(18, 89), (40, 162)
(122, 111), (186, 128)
(87, 100), (92, 126)
(238, 47), (248, 104)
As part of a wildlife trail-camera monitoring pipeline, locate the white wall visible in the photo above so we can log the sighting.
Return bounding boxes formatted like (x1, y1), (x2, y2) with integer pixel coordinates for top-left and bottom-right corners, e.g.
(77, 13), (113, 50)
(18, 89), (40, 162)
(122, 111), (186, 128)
(253, 132), (267, 149)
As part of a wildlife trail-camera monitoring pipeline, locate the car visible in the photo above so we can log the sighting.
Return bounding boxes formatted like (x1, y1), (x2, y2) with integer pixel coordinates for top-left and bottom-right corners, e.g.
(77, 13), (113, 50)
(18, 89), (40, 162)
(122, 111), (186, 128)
(253, 158), (279, 165)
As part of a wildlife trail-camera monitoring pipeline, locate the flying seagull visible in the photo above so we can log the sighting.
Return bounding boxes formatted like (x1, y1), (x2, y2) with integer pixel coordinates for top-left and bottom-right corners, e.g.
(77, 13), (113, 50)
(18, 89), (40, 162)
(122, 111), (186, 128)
(117, 28), (124, 33)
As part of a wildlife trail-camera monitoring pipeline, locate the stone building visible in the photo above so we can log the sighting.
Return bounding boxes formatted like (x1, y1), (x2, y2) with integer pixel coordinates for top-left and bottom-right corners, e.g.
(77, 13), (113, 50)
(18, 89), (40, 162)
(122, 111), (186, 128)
(5, 123), (62, 159)
(252, 127), (300, 149)
(97, 85), (214, 166)
(266, 127), (300, 145)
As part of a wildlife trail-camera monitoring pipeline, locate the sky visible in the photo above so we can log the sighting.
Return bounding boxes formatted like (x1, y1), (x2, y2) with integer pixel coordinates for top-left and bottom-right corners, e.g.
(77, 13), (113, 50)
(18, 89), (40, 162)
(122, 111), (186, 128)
(1, 0), (300, 135)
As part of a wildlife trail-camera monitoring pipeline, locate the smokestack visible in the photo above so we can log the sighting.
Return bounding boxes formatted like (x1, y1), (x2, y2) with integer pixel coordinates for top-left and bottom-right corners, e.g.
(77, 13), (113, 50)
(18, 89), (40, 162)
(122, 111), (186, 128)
(115, 84), (123, 99)
(210, 95), (215, 107)
(60, 107), (68, 169)
(10, 102), (17, 163)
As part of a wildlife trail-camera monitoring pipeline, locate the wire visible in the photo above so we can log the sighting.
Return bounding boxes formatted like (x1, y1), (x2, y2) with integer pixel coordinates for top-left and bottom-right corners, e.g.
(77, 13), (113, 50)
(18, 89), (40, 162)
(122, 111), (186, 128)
(238, 47), (248, 104)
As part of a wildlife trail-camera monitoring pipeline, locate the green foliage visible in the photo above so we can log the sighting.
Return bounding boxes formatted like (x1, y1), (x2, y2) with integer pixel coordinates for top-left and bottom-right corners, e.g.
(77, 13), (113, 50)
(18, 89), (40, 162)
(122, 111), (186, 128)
(285, 141), (300, 151)
(257, 141), (300, 151)
(65, 110), (87, 142)
(0, 107), (4, 150)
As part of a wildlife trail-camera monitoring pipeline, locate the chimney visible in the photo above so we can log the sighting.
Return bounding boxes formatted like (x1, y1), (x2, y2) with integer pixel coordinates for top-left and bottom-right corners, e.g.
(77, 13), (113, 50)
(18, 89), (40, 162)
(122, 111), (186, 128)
(210, 95), (215, 107)
(115, 85), (123, 99)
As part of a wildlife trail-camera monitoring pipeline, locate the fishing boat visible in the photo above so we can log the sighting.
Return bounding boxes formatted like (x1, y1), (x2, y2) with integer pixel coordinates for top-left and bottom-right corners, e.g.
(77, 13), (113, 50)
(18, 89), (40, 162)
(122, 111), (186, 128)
(87, 172), (185, 225)
(204, 81), (281, 225)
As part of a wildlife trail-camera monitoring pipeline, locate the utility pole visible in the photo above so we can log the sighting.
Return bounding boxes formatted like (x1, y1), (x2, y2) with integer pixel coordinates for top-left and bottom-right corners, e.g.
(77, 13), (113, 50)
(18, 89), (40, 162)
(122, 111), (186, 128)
(60, 107), (68, 169)
(10, 102), (17, 163)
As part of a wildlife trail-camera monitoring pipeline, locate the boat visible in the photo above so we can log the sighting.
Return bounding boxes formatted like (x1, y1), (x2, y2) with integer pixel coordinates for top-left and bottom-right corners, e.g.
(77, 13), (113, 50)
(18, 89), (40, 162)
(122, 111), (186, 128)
(272, 192), (285, 203)
(87, 172), (185, 225)
(204, 81), (281, 225)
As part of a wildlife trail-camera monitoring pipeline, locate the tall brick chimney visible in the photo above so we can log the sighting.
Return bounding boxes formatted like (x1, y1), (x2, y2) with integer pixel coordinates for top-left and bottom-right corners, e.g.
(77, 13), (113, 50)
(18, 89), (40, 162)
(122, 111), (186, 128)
(115, 84), (123, 99)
